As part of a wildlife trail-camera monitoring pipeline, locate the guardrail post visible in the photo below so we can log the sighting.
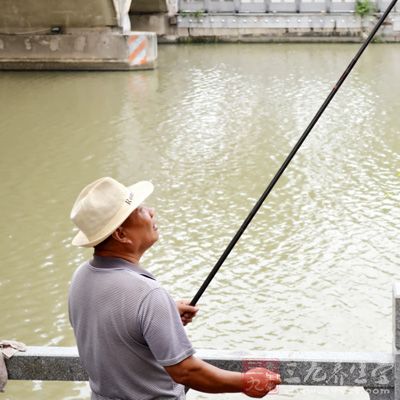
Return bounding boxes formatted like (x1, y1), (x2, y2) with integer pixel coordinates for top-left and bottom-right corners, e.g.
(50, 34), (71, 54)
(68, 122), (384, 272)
(394, 283), (400, 400)
(362, 284), (399, 400)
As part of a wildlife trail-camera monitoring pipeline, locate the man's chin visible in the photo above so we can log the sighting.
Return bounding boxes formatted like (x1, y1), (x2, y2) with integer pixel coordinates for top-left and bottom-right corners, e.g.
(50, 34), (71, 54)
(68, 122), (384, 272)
(153, 233), (160, 244)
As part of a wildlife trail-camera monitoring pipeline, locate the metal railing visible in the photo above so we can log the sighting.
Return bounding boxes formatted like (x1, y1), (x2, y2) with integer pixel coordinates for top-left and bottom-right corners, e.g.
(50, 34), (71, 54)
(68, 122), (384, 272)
(178, 0), (399, 13)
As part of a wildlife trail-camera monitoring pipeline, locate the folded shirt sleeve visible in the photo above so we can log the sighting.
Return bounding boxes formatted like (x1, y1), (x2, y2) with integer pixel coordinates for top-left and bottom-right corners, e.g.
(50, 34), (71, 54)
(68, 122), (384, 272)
(138, 287), (196, 366)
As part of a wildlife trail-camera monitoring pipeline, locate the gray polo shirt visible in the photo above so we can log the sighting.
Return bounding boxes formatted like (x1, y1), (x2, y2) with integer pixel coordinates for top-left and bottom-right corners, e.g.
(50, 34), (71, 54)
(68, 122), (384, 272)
(68, 256), (195, 400)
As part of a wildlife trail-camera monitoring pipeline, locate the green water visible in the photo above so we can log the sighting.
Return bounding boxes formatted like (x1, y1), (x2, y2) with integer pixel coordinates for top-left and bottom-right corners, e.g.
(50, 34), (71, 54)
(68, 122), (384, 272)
(0, 43), (399, 399)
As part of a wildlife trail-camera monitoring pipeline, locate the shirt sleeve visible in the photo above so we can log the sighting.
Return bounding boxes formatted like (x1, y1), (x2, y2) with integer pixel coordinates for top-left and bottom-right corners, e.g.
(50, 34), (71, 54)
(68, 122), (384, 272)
(138, 287), (195, 367)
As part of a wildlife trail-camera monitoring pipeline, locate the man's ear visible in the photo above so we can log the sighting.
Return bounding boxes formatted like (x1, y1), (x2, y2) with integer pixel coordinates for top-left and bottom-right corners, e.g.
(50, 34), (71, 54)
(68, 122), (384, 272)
(112, 227), (131, 244)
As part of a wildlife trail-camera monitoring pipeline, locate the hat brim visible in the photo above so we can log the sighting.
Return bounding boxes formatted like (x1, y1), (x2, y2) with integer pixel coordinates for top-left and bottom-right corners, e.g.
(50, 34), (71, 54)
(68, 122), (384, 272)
(71, 181), (154, 248)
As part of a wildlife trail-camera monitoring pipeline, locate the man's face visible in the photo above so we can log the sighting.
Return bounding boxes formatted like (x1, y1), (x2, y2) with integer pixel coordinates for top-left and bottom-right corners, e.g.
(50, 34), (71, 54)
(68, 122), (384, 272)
(121, 205), (159, 252)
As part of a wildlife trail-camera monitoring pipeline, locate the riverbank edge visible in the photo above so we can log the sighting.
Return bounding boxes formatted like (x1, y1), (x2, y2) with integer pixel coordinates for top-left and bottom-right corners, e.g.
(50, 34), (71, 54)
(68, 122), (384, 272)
(131, 12), (400, 43)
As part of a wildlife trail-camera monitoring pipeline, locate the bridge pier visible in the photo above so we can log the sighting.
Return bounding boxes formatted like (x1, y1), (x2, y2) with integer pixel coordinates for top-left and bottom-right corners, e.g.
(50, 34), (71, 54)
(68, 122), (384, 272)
(0, 0), (158, 70)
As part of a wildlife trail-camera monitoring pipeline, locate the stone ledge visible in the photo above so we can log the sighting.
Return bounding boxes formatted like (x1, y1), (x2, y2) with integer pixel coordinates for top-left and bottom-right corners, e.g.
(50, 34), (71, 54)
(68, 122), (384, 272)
(6, 346), (394, 388)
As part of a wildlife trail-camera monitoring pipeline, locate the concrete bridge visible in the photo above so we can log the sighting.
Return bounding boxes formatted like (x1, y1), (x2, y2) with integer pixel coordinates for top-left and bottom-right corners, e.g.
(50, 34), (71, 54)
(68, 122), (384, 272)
(1, 0), (399, 69)
(0, 0), (173, 70)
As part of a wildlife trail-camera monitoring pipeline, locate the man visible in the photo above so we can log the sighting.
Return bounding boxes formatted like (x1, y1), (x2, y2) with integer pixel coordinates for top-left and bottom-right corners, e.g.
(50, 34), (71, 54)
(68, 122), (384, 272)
(68, 177), (281, 400)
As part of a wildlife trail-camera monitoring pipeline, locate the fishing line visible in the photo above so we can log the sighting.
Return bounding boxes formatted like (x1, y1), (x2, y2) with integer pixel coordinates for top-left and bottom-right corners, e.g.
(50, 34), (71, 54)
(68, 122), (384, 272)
(190, 0), (398, 307)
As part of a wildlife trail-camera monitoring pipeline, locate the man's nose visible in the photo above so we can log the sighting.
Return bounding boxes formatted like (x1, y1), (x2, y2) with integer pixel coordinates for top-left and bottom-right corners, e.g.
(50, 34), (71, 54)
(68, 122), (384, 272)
(148, 207), (155, 217)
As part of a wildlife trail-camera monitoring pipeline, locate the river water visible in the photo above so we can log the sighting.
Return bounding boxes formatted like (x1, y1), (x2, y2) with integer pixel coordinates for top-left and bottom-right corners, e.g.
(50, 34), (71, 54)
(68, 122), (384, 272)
(0, 43), (399, 400)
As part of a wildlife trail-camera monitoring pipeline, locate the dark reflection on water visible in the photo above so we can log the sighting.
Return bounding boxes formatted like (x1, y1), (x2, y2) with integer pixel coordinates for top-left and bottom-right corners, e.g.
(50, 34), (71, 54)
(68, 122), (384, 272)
(0, 44), (399, 399)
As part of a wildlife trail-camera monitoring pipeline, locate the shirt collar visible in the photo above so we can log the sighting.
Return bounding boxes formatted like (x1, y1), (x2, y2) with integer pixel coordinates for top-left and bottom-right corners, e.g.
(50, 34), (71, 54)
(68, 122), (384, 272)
(89, 255), (156, 280)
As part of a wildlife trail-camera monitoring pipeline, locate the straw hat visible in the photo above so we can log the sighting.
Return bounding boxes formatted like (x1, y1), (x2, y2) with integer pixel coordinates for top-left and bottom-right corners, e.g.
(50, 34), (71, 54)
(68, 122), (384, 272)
(70, 177), (154, 248)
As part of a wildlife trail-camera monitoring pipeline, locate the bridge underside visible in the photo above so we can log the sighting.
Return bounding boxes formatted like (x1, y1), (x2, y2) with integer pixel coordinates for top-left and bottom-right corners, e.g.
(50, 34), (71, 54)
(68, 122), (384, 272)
(0, 0), (118, 31)
(0, 0), (171, 31)
(130, 0), (169, 13)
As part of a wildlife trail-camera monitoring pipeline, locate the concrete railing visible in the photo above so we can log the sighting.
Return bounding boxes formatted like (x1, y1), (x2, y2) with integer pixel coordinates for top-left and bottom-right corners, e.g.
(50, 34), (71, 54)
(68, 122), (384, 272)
(6, 347), (394, 399)
(6, 283), (400, 399)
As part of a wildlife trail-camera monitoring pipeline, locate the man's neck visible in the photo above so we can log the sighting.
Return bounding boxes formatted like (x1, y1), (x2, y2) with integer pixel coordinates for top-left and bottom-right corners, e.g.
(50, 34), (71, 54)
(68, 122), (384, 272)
(93, 249), (142, 265)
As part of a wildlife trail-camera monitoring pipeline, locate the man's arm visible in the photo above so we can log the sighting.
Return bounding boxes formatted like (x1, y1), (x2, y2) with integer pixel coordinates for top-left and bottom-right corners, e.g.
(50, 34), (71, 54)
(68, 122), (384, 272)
(165, 355), (281, 397)
(165, 355), (241, 393)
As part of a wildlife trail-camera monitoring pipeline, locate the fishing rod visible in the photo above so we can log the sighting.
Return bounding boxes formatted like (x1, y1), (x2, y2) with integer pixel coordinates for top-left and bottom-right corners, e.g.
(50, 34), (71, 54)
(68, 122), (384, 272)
(190, 0), (398, 307)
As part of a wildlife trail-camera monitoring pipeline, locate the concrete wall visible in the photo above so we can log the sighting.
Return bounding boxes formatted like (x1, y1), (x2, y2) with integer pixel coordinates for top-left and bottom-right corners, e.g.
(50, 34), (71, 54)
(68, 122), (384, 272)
(0, 0), (118, 30)
(130, 0), (169, 13)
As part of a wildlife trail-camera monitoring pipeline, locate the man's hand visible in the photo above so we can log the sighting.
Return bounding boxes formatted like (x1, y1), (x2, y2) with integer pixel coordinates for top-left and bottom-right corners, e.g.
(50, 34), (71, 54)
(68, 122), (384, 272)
(242, 368), (281, 398)
(176, 300), (199, 326)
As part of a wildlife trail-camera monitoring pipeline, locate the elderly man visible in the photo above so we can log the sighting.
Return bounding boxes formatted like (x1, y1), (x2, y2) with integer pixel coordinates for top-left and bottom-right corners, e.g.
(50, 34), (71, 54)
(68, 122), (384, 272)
(68, 177), (281, 400)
